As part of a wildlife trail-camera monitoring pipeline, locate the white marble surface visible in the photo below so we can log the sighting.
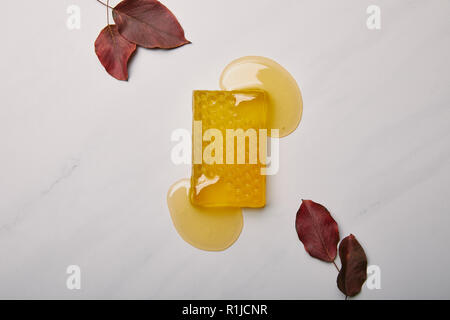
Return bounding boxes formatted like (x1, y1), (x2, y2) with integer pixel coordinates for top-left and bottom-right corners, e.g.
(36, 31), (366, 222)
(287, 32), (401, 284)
(0, 0), (449, 299)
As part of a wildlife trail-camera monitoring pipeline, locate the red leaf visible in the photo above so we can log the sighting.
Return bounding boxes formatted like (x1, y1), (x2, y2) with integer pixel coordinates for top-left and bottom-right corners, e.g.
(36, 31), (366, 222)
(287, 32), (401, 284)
(295, 199), (340, 262)
(112, 0), (190, 49)
(337, 234), (368, 297)
(95, 25), (137, 81)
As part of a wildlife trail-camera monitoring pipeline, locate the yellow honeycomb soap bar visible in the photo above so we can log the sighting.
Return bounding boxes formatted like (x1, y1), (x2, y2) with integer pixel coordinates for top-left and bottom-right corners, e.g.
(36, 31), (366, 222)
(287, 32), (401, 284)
(190, 90), (267, 208)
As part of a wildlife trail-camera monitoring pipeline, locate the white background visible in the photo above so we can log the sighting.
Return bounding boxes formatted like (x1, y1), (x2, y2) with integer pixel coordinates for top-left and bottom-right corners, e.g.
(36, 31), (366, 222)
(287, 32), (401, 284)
(0, 0), (449, 299)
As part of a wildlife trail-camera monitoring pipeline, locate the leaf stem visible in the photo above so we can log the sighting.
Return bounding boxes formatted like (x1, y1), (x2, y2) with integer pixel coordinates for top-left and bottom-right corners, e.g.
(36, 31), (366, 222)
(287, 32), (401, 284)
(106, 0), (110, 25)
(96, 0), (114, 10)
(332, 261), (340, 272)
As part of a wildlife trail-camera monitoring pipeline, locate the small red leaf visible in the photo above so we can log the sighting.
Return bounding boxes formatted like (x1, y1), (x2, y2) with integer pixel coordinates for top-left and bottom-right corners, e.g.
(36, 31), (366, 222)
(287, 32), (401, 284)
(295, 199), (340, 262)
(95, 25), (136, 81)
(337, 234), (368, 297)
(112, 0), (190, 49)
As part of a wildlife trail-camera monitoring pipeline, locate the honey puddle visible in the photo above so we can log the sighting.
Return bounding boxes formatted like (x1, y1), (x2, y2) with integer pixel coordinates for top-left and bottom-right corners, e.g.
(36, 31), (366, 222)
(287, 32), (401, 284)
(167, 179), (243, 251)
(220, 56), (303, 138)
(168, 56), (302, 251)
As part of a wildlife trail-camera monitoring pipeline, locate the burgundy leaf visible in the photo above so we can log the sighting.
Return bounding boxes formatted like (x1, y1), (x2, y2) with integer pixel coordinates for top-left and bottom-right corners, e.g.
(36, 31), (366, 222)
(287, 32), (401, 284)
(337, 234), (368, 297)
(95, 25), (136, 81)
(112, 0), (190, 49)
(295, 199), (340, 262)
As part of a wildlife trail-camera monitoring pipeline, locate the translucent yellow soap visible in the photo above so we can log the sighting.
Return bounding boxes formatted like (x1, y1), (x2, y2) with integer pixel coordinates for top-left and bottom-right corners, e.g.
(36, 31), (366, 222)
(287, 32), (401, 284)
(190, 90), (267, 208)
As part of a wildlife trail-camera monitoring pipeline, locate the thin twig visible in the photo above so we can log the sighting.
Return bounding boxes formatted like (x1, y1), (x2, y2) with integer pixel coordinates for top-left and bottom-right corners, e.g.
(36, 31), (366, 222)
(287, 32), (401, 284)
(96, 0), (114, 9)
(106, 0), (110, 25)
(332, 261), (340, 272)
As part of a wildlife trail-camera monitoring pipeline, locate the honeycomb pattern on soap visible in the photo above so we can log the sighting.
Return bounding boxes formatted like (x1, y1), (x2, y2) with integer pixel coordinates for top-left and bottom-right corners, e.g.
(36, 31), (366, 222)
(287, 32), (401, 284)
(191, 90), (267, 208)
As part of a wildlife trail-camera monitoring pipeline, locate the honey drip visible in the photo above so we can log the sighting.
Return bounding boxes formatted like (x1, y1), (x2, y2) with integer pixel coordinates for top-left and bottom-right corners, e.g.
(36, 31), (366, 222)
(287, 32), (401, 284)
(220, 56), (303, 138)
(167, 179), (243, 251)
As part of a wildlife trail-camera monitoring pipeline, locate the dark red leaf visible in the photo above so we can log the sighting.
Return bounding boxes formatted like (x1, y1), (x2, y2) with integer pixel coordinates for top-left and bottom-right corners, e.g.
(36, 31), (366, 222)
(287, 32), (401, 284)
(337, 234), (368, 297)
(112, 0), (190, 49)
(295, 199), (340, 262)
(95, 25), (136, 81)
